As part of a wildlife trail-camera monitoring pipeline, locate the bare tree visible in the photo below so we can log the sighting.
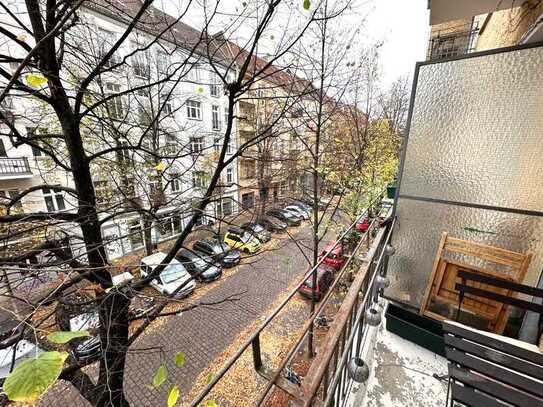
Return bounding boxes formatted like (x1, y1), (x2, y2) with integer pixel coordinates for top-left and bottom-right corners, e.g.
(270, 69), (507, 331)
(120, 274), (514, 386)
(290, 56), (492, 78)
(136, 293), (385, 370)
(0, 0), (347, 405)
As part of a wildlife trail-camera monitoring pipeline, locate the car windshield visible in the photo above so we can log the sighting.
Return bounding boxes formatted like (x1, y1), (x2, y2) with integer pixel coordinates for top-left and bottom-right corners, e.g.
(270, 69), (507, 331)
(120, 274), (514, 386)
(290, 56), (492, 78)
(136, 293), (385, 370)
(160, 263), (187, 284)
(193, 255), (213, 269)
(214, 242), (230, 253)
(241, 232), (252, 243)
(253, 224), (264, 233)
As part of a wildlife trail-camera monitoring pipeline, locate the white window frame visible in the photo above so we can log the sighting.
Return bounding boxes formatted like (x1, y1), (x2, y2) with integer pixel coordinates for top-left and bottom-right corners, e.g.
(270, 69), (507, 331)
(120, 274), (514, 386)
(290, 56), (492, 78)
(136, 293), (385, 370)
(42, 187), (66, 212)
(226, 167), (234, 184)
(190, 137), (204, 154)
(105, 82), (124, 120)
(211, 105), (221, 130)
(186, 100), (201, 120)
(210, 74), (220, 97)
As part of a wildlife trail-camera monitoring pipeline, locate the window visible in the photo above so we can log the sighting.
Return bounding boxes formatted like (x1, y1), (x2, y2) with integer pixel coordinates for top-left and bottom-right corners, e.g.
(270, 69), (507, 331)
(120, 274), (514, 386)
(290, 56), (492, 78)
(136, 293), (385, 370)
(211, 105), (221, 130)
(280, 180), (288, 195)
(188, 63), (201, 81)
(227, 140), (233, 154)
(156, 50), (169, 73)
(0, 139), (6, 157)
(186, 100), (201, 120)
(210, 74), (220, 97)
(189, 137), (204, 154)
(161, 93), (173, 115)
(119, 140), (131, 162)
(98, 29), (121, 68)
(170, 173), (181, 192)
(131, 42), (150, 79)
(224, 106), (229, 125)
(192, 171), (207, 188)
(164, 133), (176, 154)
(241, 160), (256, 179)
(0, 189), (22, 211)
(105, 82), (124, 120)
(128, 218), (143, 250)
(137, 105), (151, 125)
(222, 199), (233, 216)
(241, 192), (254, 209)
(216, 198), (233, 218)
(42, 187), (66, 212)
(226, 167), (233, 184)
(213, 136), (221, 153)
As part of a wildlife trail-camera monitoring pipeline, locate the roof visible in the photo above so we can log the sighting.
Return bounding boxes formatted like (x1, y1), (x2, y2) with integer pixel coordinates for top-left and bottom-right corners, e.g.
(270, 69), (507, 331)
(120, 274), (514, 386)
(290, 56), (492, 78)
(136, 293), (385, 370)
(85, 1), (316, 97)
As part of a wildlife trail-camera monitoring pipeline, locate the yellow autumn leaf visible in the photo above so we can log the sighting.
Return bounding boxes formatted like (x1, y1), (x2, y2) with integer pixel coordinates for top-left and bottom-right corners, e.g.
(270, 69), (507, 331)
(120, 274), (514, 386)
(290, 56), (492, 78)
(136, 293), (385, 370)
(26, 74), (48, 88)
(155, 162), (166, 172)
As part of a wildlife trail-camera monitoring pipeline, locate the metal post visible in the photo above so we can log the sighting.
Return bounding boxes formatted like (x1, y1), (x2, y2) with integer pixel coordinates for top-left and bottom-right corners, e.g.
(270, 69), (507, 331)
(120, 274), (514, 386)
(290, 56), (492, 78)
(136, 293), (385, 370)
(252, 334), (263, 371)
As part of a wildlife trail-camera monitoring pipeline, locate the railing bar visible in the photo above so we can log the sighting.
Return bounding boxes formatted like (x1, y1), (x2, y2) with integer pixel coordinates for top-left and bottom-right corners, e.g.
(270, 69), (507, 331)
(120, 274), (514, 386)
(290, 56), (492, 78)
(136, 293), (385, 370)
(189, 202), (379, 407)
(322, 220), (396, 406)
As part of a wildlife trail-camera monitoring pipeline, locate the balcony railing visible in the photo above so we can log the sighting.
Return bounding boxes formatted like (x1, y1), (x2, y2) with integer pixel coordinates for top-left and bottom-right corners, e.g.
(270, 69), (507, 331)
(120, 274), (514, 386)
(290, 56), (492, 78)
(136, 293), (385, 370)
(427, 22), (479, 61)
(188, 193), (392, 406)
(0, 157), (32, 177)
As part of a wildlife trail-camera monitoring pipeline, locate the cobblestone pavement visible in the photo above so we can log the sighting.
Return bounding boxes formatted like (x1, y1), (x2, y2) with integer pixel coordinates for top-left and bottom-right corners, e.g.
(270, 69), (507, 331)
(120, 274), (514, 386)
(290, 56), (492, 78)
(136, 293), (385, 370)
(40, 222), (324, 406)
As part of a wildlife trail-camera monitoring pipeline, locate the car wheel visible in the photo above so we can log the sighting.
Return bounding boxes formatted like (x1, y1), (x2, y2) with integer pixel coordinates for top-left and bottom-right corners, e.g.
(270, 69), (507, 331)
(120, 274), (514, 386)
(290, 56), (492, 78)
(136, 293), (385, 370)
(244, 248), (250, 254)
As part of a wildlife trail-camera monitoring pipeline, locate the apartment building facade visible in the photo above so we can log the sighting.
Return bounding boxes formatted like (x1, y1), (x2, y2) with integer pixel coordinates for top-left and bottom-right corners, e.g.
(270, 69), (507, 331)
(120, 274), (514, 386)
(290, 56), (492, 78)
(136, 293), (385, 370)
(427, 0), (543, 61)
(0, 1), (240, 260)
(0, 0), (322, 261)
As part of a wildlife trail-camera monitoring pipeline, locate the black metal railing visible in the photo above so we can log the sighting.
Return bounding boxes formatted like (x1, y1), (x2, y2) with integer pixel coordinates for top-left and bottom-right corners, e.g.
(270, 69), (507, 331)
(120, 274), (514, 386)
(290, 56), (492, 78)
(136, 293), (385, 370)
(427, 22), (479, 61)
(0, 157), (31, 176)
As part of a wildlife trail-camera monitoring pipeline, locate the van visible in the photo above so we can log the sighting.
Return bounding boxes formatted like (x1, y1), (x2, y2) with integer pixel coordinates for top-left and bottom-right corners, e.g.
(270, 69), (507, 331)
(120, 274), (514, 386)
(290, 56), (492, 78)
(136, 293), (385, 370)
(140, 252), (195, 297)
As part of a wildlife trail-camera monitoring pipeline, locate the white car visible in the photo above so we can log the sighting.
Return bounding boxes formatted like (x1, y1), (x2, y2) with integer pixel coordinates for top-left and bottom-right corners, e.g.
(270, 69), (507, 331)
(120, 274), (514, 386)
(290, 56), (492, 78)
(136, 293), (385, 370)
(285, 205), (310, 220)
(140, 252), (195, 297)
(0, 338), (42, 380)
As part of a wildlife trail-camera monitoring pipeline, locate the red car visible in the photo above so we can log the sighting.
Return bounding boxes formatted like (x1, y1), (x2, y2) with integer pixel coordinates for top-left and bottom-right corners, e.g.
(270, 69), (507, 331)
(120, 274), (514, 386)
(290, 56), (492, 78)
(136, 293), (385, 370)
(355, 217), (369, 232)
(319, 242), (346, 271)
(298, 265), (335, 301)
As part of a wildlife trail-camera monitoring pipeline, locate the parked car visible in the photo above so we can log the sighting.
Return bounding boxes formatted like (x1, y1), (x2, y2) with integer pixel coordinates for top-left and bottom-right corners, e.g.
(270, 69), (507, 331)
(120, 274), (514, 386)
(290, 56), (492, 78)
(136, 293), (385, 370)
(68, 312), (101, 363)
(298, 265), (335, 301)
(355, 217), (369, 233)
(256, 215), (288, 233)
(266, 208), (302, 226)
(139, 252), (196, 297)
(224, 226), (262, 254)
(175, 249), (223, 282)
(240, 222), (272, 243)
(193, 238), (241, 268)
(284, 205), (310, 220)
(319, 242), (346, 271)
(290, 199), (313, 214)
(0, 324), (42, 383)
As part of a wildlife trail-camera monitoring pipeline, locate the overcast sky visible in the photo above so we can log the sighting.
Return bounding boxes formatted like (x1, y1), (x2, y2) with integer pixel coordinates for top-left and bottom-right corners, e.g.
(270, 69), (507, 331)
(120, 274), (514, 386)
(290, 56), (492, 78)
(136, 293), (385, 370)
(158, 0), (429, 88)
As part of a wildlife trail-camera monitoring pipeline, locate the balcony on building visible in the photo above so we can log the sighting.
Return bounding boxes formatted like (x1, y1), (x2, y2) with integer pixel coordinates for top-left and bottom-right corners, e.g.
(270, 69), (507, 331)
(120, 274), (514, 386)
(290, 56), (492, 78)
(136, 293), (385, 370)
(0, 157), (32, 179)
(427, 21), (479, 60)
(238, 101), (256, 131)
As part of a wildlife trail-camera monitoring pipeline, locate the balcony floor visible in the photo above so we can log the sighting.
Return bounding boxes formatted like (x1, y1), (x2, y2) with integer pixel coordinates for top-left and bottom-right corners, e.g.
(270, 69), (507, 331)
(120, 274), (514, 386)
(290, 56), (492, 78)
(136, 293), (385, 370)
(350, 309), (448, 407)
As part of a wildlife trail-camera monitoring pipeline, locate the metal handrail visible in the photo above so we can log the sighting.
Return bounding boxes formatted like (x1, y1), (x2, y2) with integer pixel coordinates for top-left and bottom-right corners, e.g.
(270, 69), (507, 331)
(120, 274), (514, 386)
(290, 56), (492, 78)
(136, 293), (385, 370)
(322, 219), (395, 406)
(189, 193), (384, 407)
(254, 215), (383, 405)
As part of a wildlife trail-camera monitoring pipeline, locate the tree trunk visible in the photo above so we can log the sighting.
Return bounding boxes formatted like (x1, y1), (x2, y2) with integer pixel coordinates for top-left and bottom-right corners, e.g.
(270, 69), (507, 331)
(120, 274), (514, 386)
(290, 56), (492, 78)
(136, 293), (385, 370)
(96, 292), (131, 407)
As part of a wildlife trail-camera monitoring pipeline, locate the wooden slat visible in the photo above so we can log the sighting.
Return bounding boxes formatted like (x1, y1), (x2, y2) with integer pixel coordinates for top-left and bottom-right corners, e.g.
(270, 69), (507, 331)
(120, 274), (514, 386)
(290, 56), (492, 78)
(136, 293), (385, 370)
(445, 348), (543, 398)
(420, 231), (448, 315)
(457, 270), (543, 299)
(445, 334), (543, 380)
(449, 365), (543, 407)
(443, 322), (543, 366)
(455, 284), (543, 315)
(451, 383), (511, 407)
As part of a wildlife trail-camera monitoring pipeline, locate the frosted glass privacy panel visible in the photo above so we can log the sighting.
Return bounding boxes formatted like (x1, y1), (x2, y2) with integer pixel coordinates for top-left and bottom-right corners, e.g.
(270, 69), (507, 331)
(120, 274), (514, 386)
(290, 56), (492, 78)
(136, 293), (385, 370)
(401, 47), (543, 211)
(387, 44), (543, 310)
(387, 198), (543, 309)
